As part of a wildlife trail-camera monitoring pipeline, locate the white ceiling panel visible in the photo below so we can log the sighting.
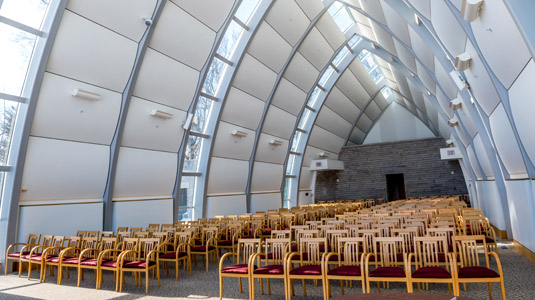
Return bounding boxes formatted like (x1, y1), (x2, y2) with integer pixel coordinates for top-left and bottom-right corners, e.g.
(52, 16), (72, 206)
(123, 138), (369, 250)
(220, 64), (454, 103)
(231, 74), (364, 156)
(133, 48), (199, 110)
(114, 147), (177, 198)
(423, 97), (438, 127)
(21, 137), (109, 202)
(150, 2), (215, 71)
(455, 94), (477, 138)
(324, 86), (361, 124)
(213, 121), (255, 161)
(470, 0), (531, 89)
(315, 106), (353, 138)
(349, 126), (366, 144)
(263, 106), (296, 139)
(251, 162), (283, 192)
(466, 144), (483, 179)
(284, 52), (320, 92)
(207, 157), (248, 194)
(391, 68), (412, 99)
(295, 0), (324, 20)
(407, 80), (426, 113)
(472, 133), (494, 178)
(408, 26), (434, 72)
(463, 40), (501, 116)
(356, 113), (373, 132)
(221, 87), (264, 130)
(393, 39), (417, 74)
(271, 79), (307, 116)
(298, 27), (334, 71)
(265, 0), (310, 46)
(308, 125), (346, 153)
(247, 22), (292, 73)
(336, 70), (370, 109)
(436, 90), (454, 119)
(364, 101), (381, 120)
(255, 133), (288, 164)
(31, 72), (121, 145)
(374, 93), (389, 110)
(358, 24), (377, 42)
(359, 0), (387, 25)
(381, 1), (411, 46)
(489, 104), (527, 177)
(407, 0), (430, 20)
(316, 13), (346, 49)
(299, 166), (313, 189)
(66, 0), (157, 42)
(433, 57), (457, 100)
(509, 59), (535, 165)
(171, 0), (234, 31)
(47, 11), (137, 93)
(370, 23), (397, 55)
(233, 54), (278, 101)
(348, 59), (378, 95)
(430, 0), (467, 56)
(438, 119), (451, 140)
(121, 97), (186, 153)
(416, 60), (435, 95)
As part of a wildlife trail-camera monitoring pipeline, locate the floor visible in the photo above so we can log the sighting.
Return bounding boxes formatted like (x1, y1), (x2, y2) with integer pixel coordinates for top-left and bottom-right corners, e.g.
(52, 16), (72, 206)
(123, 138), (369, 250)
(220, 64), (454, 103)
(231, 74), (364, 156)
(0, 241), (533, 300)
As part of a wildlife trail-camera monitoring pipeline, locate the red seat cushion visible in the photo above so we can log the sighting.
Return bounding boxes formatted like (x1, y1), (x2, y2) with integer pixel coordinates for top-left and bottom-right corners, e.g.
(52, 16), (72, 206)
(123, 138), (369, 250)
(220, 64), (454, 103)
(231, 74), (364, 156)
(262, 228), (272, 234)
(101, 260), (120, 268)
(80, 258), (103, 266)
(191, 246), (215, 252)
(485, 237), (495, 243)
(291, 244), (298, 251)
(123, 260), (156, 268)
(7, 251), (30, 258)
(368, 267), (405, 278)
(160, 252), (187, 259)
(46, 256), (71, 263)
(254, 265), (284, 275)
(61, 257), (85, 265)
(242, 235), (255, 239)
(458, 266), (500, 278)
(221, 264), (251, 274)
(327, 265), (361, 276)
(21, 254), (42, 261)
(289, 265), (321, 275)
(412, 267), (451, 278)
(218, 240), (233, 246)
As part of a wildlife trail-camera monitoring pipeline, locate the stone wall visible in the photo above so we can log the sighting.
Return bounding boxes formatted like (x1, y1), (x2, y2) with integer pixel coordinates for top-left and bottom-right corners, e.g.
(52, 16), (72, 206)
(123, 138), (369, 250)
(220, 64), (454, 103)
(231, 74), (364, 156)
(314, 137), (467, 201)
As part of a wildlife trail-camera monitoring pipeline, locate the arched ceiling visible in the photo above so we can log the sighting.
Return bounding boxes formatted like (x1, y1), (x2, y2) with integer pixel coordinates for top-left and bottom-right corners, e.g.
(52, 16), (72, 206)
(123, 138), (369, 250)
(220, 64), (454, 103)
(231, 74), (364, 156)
(2, 0), (533, 226)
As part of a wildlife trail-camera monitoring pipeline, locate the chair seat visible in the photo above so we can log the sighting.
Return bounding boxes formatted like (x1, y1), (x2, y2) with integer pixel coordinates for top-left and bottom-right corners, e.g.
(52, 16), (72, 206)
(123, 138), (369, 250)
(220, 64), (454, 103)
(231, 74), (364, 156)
(327, 265), (361, 276)
(46, 256), (72, 263)
(368, 266), (405, 278)
(291, 244), (298, 251)
(289, 265), (321, 275)
(486, 237), (495, 243)
(61, 257), (86, 265)
(412, 267), (452, 278)
(21, 254), (42, 261)
(242, 235), (255, 239)
(458, 266), (500, 278)
(221, 264), (254, 274)
(160, 252), (187, 259)
(80, 258), (106, 266)
(218, 240), (233, 246)
(101, 260), (129, 268)
(328, 254), (344, 261)
(262, 228), (272, 234)
(123, 260), (156, 268)
(254, 264), (284, 275)
(7, 251), (30, 258)
(191, 246), (215, 252)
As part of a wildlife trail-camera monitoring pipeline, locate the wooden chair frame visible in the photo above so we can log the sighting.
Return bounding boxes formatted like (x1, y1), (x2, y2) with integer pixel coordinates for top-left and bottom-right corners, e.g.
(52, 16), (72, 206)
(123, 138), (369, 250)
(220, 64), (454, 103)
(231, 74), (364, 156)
(219, 238), (261, 300)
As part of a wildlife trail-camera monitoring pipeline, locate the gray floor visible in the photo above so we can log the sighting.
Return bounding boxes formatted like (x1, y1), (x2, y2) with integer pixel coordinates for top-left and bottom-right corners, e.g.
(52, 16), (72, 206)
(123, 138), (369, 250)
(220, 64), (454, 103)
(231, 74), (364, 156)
(0, 241), (533, 300)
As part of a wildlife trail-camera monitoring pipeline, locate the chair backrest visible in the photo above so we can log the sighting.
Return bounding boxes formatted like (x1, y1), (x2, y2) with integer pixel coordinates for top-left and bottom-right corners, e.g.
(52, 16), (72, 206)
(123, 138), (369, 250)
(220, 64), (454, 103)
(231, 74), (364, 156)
(357, 229), (380, 253)
(152, 232), (168, 244)
(374, 237), (405, 267)
(236, 239), (261, 265)
(41, 235), (54, 247)
(427, 227), (456, 248)
(299, 238), (326, 265)
(76, 230), (87, 239)
(271, 229), (291, 239)
(121, 238), (140, 261)
(86, 231), (100, 239)
(134, 231), (150, 238)
(140, 238), (160, 260)
(453, 235), (490, 268)
(148, 224), (160, 229)
(305, 221), (321, 230)
(161, 224), (174, 231)
(263, 238), (290, 265)
(117, 231), (132, 243)
(414, 236), (449, 267)
(101, 231), (114, 238)
(48, 236), (65, 255)
(100, 237), (118, 251)
(26, 233), (41, 245)
(130, 227), (142, 233)
(81, 237), (99, 249)
(317, 225), (336, 237)
(392, 228), (419, 252)
(66, 236), (82, 248)
(338, 237), (364, 266)
(117, 227), (128, 232)
(326, 229), (349, 253)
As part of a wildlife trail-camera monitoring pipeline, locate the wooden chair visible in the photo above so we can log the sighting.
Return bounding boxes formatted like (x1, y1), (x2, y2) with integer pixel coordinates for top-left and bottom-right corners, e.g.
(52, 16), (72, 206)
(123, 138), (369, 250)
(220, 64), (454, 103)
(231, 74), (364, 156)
(286, 237), (327, 300)
(130, 227), (142, 233)
(323, 237), (366, 298)
(117, 227), (128, 232)
(117, 231), (131, 243)
(409, 236), (457, 295)
(249, 238), (291, 300)
(364, 237), (412, 293)
(42, 236), (81, 283)
(23, 235), (64, 281)
(217, 223), (242, 259)
(77, 237), (117, 288)
(86, 231), (101, 240)
(191, 227), (218, 272)
(118, 238), (161, 293)
(76, 231), (87, 239)
(219, 239), (261, 300)
(4, 233), (41, 275)
(57, 236), (99, 285)
(97, 237), (139, 291)
(101, 231), (114, 238)
(159, 232), (192, 280)
(453, 235), (505, 300)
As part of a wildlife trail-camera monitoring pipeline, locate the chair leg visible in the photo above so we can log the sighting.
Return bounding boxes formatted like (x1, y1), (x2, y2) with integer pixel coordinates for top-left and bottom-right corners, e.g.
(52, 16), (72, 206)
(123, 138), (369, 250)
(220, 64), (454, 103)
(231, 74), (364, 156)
(340, 279), (345, 295)
(267, 278), (271, 295)
(77, 268), (82, 287)
(219, 273), (223, 300)
(259, 278), (263, 294)
(302, 279), (307, 296)
(146, 270), (149, 293)
(489, 282), (493, 300)
(175, 261), (179, 281)
(500, 279), (506, 300)
(239, 277), (243, 293)
(205, 254), (209, 272)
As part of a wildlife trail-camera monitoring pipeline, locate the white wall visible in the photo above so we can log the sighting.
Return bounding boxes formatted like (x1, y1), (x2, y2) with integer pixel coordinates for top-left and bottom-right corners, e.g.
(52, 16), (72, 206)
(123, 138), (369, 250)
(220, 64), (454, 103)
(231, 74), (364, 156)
(506, 180), (535, 252)
(112, 199), (173, 231)
(206, 195), (247, 218)
(251, 193), (281, 213)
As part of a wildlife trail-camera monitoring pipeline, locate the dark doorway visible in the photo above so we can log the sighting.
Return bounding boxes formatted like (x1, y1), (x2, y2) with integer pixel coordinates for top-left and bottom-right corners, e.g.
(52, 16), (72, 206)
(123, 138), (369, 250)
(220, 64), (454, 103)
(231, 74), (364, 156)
(386, 173), (406, 202)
